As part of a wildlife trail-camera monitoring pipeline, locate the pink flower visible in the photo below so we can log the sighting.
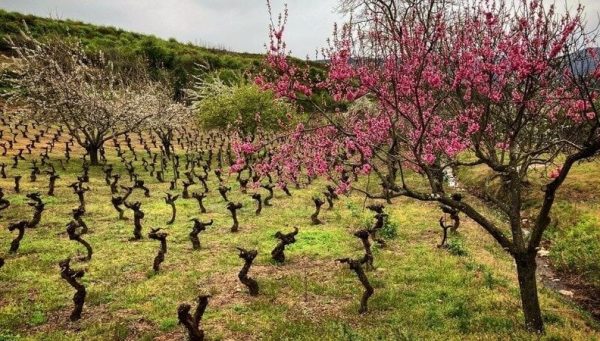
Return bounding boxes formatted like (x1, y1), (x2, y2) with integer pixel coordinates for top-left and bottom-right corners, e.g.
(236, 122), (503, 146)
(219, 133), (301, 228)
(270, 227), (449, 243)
(360, 163), (372, 174)
(336, 181), (351, 195)
(549, 167), (562, 179)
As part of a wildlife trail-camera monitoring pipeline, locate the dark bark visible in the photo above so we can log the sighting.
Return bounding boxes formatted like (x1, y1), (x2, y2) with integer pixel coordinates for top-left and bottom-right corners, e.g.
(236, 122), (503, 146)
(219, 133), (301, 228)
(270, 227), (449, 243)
(182, 181), (191, 199)
(48, 174), (60, 196)
(440, 196), (461, 233)
(192, 192), (207, 213)
(161, 137), (173, 159)
(515, 252), (544, 332)
(14, 176), (21, 193)
(110, 175), (121, 194)
(271, 227), (299, 263)
(239, 178), (248, 194)
(58, 258), (86, 321)
(326, 185), (339, 200)
(112, 187), (133, 220)
(323, 191), (334, 210)
(281, 184), (292, 196)
(8, 221), (28, 253)
(252, 193), (262, 215)
(337, 258), (374, 314)
(69, 183), (89, 212)
(354, 230), (374, 270)
(189, 219), (213, 250)
(26, 193), (45, 228)
(198, 175), (209, 192)
(438, 217), (450, 248)
(367, 210), (387, 247)
(227, 202), (243, 232)
(103, 165), (113, 185)
(86, 145), (99, 166)
(164, 194), (179, 225)
(149, 228), (168, 272)
(237, 247), (259, 296)
(0, 188), (10, 217)
(134, 180), (151, 197)
(218, 185), (230, 202)
(177, 295), (210, 341)
(66, 220), (93, 261)
(72, 206), (88, 234)
(311, 198), (324, 225)
(29, 162), (40, 182)
(262, 184), (274, 206)
(124, 201), (144, 240)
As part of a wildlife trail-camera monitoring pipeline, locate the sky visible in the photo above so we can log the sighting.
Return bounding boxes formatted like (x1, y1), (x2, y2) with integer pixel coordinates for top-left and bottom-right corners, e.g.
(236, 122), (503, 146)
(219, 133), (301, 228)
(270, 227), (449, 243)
(0, 0), (599, 58)
(0, 0), (345, 58)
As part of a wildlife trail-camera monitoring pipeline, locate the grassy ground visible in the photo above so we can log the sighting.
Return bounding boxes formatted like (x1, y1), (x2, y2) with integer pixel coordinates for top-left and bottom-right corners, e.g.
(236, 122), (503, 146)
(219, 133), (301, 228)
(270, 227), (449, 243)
(0, 129), (599, 340)
(457, 159), (600, 288)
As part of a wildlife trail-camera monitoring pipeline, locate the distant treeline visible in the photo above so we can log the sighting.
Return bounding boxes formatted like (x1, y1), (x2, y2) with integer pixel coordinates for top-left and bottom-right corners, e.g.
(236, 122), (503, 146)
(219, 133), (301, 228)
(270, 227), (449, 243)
(0, 9), (325, 99)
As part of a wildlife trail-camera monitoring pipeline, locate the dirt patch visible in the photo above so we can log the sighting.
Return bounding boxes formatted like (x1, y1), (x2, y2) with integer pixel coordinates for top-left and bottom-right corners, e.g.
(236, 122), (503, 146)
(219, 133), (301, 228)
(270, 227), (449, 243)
(538, 254), (600, 321)
(201, 257), (349, 316)
(29, 303), (111, 334)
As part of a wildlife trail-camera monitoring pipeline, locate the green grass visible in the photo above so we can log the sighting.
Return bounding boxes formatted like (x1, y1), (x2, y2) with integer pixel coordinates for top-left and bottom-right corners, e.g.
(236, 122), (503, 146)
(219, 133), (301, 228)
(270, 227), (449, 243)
(550, 215), (600, 285)
(457, 158), (600, 289)
(0, 132), (598, 340)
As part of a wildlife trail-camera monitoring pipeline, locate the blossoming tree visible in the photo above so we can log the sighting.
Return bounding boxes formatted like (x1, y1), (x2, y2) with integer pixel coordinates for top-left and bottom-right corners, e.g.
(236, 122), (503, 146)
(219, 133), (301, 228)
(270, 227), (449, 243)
(253, 0), (600, 332)
(144, 81), (191, 158)
(6, 32), (158, 165)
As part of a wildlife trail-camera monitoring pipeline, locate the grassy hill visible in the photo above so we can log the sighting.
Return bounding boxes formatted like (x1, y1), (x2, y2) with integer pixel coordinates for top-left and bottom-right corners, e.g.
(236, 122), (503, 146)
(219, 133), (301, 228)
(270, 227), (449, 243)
(0, 9), (266, 98)
(0, 9), (331, 109)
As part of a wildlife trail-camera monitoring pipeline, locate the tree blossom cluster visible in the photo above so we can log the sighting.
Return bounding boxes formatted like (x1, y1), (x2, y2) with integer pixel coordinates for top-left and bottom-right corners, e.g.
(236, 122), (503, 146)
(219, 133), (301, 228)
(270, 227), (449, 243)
(5, 31), (188, 164)
(249, 0), (600, 332)
(246, 0), (599, 196)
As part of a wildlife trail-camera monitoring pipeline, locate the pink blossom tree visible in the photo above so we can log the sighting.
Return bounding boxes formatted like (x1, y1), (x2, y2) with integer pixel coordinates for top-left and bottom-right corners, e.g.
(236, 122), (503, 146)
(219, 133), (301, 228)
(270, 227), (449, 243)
(254, 0), (600, 332)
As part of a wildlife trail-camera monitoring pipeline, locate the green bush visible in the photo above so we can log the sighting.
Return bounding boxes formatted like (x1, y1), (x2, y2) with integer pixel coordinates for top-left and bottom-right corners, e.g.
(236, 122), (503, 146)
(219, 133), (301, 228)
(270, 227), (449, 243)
(192, 79), (295, 136)
(380, 218), (398, 240)
(447, 237), (468, 256)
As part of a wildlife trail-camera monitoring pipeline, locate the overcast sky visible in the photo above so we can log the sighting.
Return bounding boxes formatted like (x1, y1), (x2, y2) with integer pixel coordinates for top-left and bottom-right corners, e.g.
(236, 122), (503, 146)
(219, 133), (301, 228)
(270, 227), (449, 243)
(0, 0), (598, 58)
(0, 0), (345, 58)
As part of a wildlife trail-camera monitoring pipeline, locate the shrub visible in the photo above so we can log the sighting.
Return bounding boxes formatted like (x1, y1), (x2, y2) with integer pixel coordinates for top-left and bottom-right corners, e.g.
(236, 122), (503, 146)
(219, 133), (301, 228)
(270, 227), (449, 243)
(380, 218), (398, 240)
(447, 237), (468, 257)
(191, 77), (295, 136)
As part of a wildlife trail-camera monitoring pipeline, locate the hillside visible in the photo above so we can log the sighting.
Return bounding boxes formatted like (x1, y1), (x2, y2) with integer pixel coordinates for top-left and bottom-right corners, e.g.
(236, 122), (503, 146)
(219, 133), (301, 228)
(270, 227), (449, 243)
(0, 9), (264, 97)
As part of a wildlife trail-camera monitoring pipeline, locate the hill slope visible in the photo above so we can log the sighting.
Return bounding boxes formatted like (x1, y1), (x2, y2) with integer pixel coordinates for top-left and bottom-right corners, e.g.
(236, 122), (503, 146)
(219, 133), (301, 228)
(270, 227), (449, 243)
(0, 9), (266, 96)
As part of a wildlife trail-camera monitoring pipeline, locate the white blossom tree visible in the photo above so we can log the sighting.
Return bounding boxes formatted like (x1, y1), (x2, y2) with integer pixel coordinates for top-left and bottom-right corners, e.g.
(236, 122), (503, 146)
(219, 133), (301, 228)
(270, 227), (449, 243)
(5, 32), (158, 165)
(143, 82), (192, 158)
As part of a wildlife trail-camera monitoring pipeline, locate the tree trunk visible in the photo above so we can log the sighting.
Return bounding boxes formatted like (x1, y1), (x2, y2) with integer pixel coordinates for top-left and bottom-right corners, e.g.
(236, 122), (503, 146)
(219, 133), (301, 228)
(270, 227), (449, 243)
(162, 137), (172, 158)
(87, 145), (99, 165)
(515, 253), (544, 333)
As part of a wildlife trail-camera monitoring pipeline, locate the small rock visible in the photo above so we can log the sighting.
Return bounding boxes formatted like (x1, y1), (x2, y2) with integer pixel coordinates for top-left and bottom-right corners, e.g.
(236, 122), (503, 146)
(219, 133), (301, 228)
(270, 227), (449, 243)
(538, 248), (550, 257)
(559, 290), (574, 297)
